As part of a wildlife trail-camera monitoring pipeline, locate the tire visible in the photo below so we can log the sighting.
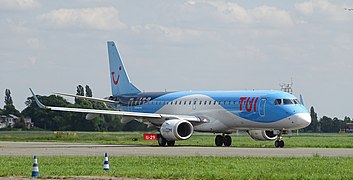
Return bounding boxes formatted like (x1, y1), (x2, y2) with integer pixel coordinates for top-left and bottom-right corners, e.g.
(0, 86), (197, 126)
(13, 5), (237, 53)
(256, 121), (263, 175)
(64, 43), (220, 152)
(167, 141), (175, 146)
(275, 140), (279, 148)
(157, 134), (167, 147)
(279, 140), (284, 148)
(215, 135), (224, 147)
(224, 135), (232, 147)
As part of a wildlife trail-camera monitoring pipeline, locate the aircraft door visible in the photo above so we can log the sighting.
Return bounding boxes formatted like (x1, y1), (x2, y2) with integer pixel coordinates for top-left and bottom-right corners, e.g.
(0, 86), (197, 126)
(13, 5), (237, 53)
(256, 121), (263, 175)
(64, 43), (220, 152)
(192, 98), (198, 110)
(259, 98), (266, 117)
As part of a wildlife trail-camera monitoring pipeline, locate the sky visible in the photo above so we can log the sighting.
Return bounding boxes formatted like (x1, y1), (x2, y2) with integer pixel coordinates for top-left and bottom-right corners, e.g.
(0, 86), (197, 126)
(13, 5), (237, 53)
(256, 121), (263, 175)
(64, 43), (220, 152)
(0, 0), (352, 119)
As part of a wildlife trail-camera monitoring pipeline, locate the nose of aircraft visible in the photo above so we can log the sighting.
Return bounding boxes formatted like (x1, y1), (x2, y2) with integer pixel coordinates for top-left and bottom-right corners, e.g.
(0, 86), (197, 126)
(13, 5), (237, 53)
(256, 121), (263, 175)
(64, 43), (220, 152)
(293, 113), (311, 128)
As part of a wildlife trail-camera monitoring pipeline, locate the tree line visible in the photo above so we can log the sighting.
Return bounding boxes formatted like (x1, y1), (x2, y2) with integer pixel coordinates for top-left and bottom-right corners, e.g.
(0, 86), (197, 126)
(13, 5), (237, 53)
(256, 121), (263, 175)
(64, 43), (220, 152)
(303, 106), (352, 133)
(1, 86), (150, 131)
(0, 87), (352, 133)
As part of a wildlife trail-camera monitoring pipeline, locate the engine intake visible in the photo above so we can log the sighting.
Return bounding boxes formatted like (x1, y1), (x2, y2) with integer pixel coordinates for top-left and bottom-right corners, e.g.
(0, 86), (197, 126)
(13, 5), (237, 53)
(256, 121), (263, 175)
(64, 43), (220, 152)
(160, 119), (194, 141)
(248, 130), (278, 141)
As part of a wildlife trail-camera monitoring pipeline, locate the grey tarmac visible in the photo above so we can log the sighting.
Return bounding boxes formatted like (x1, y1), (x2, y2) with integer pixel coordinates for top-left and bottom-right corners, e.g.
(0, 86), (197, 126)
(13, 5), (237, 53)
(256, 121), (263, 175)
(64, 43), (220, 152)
(1, 141), (353, 157)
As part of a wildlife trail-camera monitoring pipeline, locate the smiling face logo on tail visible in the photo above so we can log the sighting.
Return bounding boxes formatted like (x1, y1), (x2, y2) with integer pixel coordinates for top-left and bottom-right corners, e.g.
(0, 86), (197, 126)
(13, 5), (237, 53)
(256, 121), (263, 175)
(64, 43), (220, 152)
(108, 41), (141, 96)
(111, 66), (122, 85)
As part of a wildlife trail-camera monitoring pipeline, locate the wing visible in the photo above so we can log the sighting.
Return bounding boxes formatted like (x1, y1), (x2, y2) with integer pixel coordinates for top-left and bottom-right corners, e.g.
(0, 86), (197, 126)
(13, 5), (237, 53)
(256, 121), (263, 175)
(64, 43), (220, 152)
(53, 92), (118, 104)
(29, 89), (206, 125)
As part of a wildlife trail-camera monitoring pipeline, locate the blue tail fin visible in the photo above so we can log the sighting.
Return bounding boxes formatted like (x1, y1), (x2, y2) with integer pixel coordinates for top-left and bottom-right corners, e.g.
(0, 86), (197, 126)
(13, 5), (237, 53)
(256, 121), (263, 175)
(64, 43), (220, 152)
(107, 41), (141, 96)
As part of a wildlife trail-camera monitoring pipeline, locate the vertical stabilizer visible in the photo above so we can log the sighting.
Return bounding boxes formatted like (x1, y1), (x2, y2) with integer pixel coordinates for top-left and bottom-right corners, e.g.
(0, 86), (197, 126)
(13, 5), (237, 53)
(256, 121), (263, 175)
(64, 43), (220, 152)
(107, 41), (141, 96)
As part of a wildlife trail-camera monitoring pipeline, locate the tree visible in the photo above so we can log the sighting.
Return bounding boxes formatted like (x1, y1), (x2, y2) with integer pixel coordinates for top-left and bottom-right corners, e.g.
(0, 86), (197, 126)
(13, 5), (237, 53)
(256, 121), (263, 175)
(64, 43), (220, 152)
(85, 85), (93, 97)
(320, 116), (333, 133)
(3, 89), (20, 116)
(304, 106), (319, 132)
(5, 89), (13, 105)
(22, 95), (73, 130)
(343, 116), (351, 123)
(332, 117), (343, 132)
(75, 85), (84, 104)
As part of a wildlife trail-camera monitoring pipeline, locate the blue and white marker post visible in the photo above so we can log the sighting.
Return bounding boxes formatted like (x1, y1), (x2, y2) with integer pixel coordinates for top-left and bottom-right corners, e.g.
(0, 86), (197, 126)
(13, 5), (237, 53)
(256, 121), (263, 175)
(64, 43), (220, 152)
(31, 155), (39, 177)
(103, 152), (110, 171)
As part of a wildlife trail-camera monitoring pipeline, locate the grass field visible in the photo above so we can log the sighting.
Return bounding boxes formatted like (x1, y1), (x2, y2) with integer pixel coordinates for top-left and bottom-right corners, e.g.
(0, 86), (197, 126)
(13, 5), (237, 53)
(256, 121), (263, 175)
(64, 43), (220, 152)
(1, 131), (353, 148)
(0, 156), (352, 179)
(1, 131), (353, 179)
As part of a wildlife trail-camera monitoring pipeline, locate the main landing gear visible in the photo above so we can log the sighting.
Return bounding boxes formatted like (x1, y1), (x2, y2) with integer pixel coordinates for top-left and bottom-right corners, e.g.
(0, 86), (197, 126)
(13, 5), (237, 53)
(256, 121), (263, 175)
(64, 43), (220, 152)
(157, 134), (175, 147)
(215, 134), (232, 147)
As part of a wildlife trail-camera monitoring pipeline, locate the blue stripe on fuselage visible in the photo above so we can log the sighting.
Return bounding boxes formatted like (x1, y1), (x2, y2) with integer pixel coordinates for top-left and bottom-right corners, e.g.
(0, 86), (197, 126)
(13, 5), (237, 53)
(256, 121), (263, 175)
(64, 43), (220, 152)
(110, 90), (308, 123)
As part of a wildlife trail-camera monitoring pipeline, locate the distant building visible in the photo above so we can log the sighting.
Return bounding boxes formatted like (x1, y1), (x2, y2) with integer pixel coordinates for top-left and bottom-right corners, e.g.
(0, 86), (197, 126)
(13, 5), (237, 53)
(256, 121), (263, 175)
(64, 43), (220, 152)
(345, 123), (353, 133)
(0, 114), (33, 129)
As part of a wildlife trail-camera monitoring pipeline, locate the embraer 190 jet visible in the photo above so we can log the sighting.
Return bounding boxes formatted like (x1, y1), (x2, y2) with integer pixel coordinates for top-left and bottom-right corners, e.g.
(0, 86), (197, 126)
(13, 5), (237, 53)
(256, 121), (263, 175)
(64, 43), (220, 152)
(30, 41), (311, 148)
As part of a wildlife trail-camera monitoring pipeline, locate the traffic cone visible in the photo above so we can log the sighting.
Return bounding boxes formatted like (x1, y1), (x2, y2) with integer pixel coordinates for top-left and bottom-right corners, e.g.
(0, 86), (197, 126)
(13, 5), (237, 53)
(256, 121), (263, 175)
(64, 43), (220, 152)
(31, 155), (39, 177)
(103, 152), (110, 171)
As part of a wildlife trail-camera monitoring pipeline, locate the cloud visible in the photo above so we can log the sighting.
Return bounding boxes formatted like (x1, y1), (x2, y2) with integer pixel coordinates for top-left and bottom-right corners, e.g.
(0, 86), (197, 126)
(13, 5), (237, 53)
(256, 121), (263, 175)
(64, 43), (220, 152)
(190, 1), (294, 27)
(26, 38), (42, 49)
(0, 0), (40, 10)
(131, 24), (205, 42)
(39, 7), (126, 30)
(295, 0), (352, 22)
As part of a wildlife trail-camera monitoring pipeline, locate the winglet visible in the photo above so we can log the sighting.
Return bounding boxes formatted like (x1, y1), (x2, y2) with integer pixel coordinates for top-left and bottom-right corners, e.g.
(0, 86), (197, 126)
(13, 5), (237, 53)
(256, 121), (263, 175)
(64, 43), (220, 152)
(29, 88), (47, 109)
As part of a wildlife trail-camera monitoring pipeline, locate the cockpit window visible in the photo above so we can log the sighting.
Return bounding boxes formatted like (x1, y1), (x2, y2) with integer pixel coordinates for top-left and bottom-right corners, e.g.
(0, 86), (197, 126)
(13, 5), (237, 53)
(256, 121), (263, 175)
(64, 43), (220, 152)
(283, 99), (293, 105)
(274, 99), (282, 105)
(293, 99), (300, 104)
(274, 98), (300, 105)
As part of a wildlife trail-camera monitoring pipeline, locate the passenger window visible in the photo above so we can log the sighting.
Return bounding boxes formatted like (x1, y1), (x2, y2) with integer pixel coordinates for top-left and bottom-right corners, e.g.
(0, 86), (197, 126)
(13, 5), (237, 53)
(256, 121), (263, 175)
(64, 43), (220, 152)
(199, 101), (202, 105)
(184, 101), (187, 105)
(175, 101), (178, 105)
(204, 101), (207, 105)
(209, 101), (212, 105)
(189, 101), (192, 105)
(179, 101), (182, 105)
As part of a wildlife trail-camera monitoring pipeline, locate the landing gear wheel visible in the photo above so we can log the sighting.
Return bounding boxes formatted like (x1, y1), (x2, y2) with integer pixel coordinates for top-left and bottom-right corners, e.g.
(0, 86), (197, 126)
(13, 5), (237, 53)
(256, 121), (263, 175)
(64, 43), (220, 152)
(278, 140), (284, 148)
(275, 140), (285, 148)
(167, 141), (175, 146)
(157, 134), (167, 146)
(224, 135), (232, 147)
(215, 135), (224, 147)
(275, 140), (280, 148)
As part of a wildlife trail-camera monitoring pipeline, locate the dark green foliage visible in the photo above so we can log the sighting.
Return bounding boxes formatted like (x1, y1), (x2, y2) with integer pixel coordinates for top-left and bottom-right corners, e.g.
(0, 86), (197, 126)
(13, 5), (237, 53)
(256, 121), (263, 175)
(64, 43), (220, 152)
(85, 85), (93, 97)
(304, 106), (319, 132)
(3, 89), (20, 116)
(20, 85), (150, 132)
(4, 89), (13, 105)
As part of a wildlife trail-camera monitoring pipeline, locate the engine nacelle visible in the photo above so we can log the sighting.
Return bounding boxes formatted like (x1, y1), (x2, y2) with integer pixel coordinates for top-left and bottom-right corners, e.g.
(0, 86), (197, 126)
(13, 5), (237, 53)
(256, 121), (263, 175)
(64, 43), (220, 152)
(160, 119), (194, 141)
(248, 130), (278, 141)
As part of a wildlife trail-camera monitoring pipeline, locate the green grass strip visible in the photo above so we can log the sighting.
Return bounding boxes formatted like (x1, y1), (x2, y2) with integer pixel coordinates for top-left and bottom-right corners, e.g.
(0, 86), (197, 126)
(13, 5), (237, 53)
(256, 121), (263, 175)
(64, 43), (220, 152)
(0, 156), (353, 179)
(1, 131), (353, 148)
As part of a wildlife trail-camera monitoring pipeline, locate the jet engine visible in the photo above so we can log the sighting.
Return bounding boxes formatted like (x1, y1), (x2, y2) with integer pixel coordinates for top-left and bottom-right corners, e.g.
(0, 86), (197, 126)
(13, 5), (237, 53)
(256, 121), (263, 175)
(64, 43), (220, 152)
(160, 119), (194, 141)
(248, 130), (278, 141)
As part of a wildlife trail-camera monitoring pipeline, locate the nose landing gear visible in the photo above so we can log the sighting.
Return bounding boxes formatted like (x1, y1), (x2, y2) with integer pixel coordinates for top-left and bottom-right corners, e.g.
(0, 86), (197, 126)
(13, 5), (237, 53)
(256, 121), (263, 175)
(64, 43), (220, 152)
(215, 134), (232, 147)
(275, 139), (284, 148)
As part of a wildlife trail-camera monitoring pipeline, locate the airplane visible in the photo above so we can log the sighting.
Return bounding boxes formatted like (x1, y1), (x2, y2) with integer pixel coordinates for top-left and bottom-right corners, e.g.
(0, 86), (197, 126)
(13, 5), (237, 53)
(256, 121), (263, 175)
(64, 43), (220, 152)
(30, 41), (311, 148)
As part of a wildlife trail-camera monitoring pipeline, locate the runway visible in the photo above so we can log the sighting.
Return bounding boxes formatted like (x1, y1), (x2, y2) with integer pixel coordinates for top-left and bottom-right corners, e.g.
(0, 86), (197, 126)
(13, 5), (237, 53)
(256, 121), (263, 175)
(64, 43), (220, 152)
(1, 141), (353, 157)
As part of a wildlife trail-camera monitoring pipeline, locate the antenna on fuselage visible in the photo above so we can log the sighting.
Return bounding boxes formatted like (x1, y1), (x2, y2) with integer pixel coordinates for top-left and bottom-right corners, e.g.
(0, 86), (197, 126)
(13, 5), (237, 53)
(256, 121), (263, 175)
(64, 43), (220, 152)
(279, 78), (293, 94)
